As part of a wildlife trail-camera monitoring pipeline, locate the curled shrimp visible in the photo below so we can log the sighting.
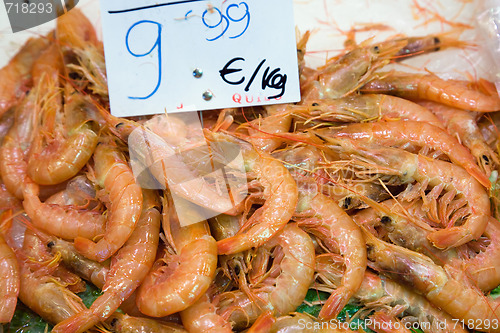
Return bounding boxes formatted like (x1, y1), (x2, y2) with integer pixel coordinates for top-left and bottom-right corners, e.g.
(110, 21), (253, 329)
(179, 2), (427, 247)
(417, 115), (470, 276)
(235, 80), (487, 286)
(136, 196), (217, 317)
(180, 292), (233, 333)
(27, 93), (100, 185)
(0, 35), (50, 117)
(206, 131), (299, 255)
(319, 120), (490, 188)
(216, 223), (315, 329)
(22, 179), (106, 241)
(293, 94), (443, 128)
(361, 72), (500, 112)
(52, 190), (161, 333)
(0, 232), (19, 323)
(74, 141), (143, 262)
(364, 230), (500, 332)
(339, 143), (492, 249)
(297, 193), (366, 320)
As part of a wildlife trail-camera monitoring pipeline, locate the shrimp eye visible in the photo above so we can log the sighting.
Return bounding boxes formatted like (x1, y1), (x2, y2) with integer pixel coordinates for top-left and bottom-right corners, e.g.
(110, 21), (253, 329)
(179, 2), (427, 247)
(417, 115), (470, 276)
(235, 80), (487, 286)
(482, 155), (490, 164)
(380, 216), (392, 224)
(110, 318), (119, 327)
(312, 103), (319, 107)
(433, 37), (441, 51)
(372, 45), (380, 53)
(116, 122), (125, 128)
(342, 197), (352, 209)
(47, 241), (55, 248)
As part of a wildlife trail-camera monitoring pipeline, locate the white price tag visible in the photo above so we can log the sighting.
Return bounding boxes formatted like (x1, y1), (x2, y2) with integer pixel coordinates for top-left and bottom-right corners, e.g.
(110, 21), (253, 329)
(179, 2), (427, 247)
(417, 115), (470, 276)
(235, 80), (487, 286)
(100, 0), (300, 117)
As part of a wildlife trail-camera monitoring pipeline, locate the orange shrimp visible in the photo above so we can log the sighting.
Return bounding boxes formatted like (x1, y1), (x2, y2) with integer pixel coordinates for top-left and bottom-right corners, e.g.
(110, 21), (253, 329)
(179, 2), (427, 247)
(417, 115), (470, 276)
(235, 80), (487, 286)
(207, 131), (299, 255)
(136, 196), (217, 317)
(341, 144), (492, 249)
(107, 313), (188, 333)
(216, 223), (315, 329)
(297, 193), (366, 320)
(73, 142), (143, 262)
(361, 72), (500, 112)
(364, 230), (500, 333)
(22, 179), (106, 241)
(293, 94), (443, 128)
(419, 100), (500, 176)
(180, 292), (233, 333)
(320, 120), (490, 188)
(52, 190), (160, 333)
(0, 232), (19, 323)
(0, 87), (38, 199)
(0, 36), (50, 117)
(27, 93), (100, 185)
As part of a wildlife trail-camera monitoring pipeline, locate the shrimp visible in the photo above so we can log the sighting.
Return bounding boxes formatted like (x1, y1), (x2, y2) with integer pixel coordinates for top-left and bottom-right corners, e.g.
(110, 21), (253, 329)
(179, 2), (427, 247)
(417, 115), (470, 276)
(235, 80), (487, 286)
(27, 94), (100, 185)
(56, 8), (99, 52)
(216, 223), (315, 329)
(136, 196), (217, 317)
(206, 131), (299, 255)
(361, 72), (500, 112)
(0, 232), (19, 323)
(419, 100), (500, 176)
(247, 104), (293, 153)
(0, 35), (50, 117)
(339, 143), (492, 249)
(0, 86), (38, 199)
(319, 120), (490, 188)
(293, 94), (443, 128)
(52, 190), (160, 333)
(364, 230), (500, 333)
(107, 313), (188, 333)
(47, 237), (109, 289)
(296, 193), (366, 320)
(316, 254), (468, 333)
(74, 141), (143, 262)
(22, 179), (106, 240)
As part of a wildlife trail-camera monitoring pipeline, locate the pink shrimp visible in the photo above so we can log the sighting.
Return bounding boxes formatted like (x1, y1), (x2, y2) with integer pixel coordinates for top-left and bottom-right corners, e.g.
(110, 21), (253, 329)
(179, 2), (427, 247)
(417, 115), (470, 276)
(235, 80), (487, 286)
(361, 72), (500, 112)
(364, 230), (500, 333)
(419, 100), (500, 176)
(52, 190), (161, 333)
(0, 36), (50, 117)
(293, 94), (443, 128)
(297, 193), (366, 320)
(0, 232), (19, 323)
(320, 120), (490, 188)
(247, 104), (293, 153)
(22, 179), (106, 241)
(340, 143), (492, 249)
(74, 142), (143, 262)
(207, 131), (299, 255)
(216, 223), (315, 329)
(136, 196), (217, 317)
(180, 292), (233, 333)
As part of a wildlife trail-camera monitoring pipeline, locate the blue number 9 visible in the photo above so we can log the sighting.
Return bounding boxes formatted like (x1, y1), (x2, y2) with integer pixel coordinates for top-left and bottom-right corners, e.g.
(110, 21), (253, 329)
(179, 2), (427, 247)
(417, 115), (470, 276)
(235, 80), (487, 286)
(125, 20), (162, 100)
(202, 7), (229, 42)
(226, 2), (250, 39)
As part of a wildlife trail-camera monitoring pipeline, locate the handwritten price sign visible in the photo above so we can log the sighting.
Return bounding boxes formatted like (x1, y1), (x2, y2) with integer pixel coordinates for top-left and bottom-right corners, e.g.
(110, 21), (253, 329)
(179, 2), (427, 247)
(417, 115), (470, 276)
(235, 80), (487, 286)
(100, 0), (300, 117)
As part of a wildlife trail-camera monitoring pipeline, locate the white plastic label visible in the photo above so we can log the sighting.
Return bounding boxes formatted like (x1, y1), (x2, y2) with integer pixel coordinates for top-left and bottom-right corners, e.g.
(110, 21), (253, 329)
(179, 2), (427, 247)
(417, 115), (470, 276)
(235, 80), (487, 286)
(100, 0), (300, 117)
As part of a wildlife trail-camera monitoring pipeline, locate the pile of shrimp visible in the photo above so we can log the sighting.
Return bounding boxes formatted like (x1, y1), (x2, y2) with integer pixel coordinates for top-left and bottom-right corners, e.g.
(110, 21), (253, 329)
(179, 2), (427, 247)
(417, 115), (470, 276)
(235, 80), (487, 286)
(0, 8), (500, 333)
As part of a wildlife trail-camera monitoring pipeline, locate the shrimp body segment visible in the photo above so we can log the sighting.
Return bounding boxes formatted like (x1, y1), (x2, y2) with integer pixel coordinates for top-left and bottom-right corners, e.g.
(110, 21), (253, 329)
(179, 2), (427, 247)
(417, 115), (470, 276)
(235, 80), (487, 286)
(136, 199), (217, 317)
(324, 120), (490, 188)
(74, 143), (143, 262)
(361, 72), (500, 112)
(0, 233), (19, 323)
(52, 190), (161, 333)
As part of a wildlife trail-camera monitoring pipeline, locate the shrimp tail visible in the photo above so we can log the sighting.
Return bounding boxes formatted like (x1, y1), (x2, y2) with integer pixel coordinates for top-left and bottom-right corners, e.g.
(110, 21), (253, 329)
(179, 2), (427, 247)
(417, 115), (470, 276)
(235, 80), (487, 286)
(427, 215), (490, 249)
(318, 287), (350, 320)
(51, 309), (98, 333)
